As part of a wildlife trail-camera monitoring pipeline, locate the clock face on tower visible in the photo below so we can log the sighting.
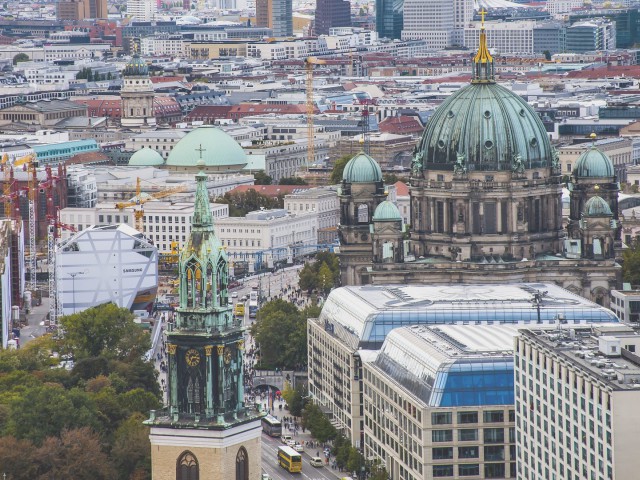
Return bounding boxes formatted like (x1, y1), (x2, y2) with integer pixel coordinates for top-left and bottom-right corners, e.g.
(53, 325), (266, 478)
(224, 346), (232, 365)
(185, 348), (201, 367)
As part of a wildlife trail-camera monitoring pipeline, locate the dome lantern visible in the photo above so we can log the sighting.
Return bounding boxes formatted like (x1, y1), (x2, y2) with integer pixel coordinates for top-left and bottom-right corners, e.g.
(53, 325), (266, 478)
(472, 9), (495, 84)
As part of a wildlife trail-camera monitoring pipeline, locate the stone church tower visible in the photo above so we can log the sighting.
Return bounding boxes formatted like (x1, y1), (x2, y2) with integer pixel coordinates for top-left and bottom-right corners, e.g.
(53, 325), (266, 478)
(145, 159), (263, 480)
(121, 50), (156, 129)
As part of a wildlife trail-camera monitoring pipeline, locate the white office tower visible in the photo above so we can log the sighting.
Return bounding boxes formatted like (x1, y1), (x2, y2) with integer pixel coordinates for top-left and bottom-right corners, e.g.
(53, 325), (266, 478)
(56, 224), (158, 316)
(546, 0), (582, 15)
(127, 0), (157, 21)
(401, 0), (472, 49)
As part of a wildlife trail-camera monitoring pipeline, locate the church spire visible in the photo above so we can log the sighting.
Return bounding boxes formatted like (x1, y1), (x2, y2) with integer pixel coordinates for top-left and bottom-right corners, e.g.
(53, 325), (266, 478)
(472, 8), (495, 84)
(192, 145), (213, 230)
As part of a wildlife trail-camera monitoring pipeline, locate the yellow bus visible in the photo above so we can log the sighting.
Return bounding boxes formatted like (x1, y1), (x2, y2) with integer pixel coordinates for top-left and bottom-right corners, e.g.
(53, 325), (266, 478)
(234, 303), (245, 317)
(277, 446), (302, 473)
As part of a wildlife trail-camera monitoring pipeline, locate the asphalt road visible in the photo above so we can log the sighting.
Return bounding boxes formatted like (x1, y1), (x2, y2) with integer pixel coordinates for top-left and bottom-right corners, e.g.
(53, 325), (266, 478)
(261, 433), (344, 480)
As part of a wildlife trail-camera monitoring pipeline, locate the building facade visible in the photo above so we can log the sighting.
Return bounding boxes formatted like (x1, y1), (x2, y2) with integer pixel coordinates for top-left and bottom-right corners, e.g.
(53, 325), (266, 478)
(256, 0), (293, 37)
(314, 0), (351, 35)
(120, 53), (156, 129)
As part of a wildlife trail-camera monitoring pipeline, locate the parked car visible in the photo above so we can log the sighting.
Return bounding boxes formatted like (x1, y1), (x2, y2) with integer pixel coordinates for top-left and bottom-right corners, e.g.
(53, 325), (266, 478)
(231, 292), (238, 298)
(310, 457), (324, 467)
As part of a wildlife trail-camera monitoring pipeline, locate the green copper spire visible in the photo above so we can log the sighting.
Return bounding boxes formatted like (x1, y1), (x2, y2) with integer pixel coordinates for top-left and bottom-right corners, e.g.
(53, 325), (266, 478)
(192, 147), (213, 230)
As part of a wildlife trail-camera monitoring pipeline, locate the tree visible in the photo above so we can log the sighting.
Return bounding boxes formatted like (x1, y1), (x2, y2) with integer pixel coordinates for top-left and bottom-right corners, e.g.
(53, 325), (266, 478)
(254, 170), (272, 185)
(215, 189), (284, 217)
(12, 53), (29, 65)
(0, 436), (38, 479)
(281, 381), (306, 416)
(111, 413), (152, 480)
(318, 262), (334, 293)
(347, 446), (366, 474)
(623, 242), (640, 286)
(279, 176), (308, 185)
(330, 155), (352, 184)
(298, 252), (340, 293)
(301, 402), (336, 443)
(543, 50), (552, 61)
(298, 263), (317, 292)
(59, 303), (149, 360)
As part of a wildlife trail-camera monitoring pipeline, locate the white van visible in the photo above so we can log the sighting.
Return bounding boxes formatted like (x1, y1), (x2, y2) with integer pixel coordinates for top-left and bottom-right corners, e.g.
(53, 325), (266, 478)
(280, 434), (292, 444)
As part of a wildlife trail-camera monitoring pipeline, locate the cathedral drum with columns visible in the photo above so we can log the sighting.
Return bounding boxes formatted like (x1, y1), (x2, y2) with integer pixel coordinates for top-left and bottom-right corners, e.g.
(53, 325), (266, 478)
(337, 18), (621, 305)
(145, 157), (264, 480)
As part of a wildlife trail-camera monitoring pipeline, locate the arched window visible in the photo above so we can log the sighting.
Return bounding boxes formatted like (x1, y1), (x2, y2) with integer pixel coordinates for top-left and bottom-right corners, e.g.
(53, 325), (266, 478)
(236, 447), (249, 480)
(357, 204), (369, 223)
(177, 451), (199, 480)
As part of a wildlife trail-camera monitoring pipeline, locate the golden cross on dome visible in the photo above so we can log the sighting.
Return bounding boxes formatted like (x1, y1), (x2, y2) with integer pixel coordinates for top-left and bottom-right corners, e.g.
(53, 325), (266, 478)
(479, 8), (487, 27)
(196, 143), (206, 159)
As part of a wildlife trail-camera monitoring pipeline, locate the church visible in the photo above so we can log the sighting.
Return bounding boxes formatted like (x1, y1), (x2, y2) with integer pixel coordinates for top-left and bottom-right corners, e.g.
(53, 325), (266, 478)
(144, 156), (264, 480)
(338, 20), (621, 306)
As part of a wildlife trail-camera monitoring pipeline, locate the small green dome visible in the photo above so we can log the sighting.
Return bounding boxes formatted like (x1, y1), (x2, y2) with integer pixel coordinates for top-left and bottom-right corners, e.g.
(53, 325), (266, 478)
(343, 152), (382, 183)
(128, 147), (164, 167)
(584, 195), (612, 216)
(573, 147), (615, 178)
(415, 82), (554, 171)
(165, 126), (247, 170)
(373, 200), (402, 221)
(123, 53), (149, 77)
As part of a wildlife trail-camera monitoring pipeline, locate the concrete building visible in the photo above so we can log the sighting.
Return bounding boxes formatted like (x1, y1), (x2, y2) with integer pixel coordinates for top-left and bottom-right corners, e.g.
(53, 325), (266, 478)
(120, 54), (156, 129)
(66, 166), (98, 209)
(216, 209), (318, 269)
(0, 220), (24, 350)
(557, 138), (632, 181)
(127, 0), (157, 21)
(55, 224), (158, 316)
(464, 21), (536, 56)
(401, 0), (471, 48)
(610, 288), (640, 323)
(515, 325), (640, 480)
(315, 0), (351, 35)
(140, 34), (186, 57)
(566, 19), (616, 53)
(284, 187), (339, 244)
(307, 283), (619, 448)
(43, 43), (111, 62)
(0, 100), (88, 131)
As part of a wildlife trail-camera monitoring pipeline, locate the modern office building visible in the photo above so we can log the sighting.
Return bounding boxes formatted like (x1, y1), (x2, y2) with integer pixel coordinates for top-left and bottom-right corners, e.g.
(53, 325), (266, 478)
(463, 21), (536, 55)
(56, 0), (107, 20)
(566, 19), (616, 53)
(375, 0), (403, 39)
(127, 0), (157, 21)
(314, 0), (351, 36)
(609, 288), (640, 323)
(55, 224), (158, 316)
(363, 324), (520, 480)
(307, 283), (619, 448)
(256, 0), (293, 37)
(515, 325), (640, 480)
(401, 0), (471, 48)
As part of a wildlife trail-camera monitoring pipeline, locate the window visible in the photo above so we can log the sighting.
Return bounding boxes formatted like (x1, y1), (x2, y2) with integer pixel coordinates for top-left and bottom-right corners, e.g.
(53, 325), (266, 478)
(483, 411), (504, 423)
(459, 429), (478, 441)
(484, 463), (506, 478)
(484, 428), (504, 444)
(432, 412), (452, 425)
(458, 412), (478, 424)
(432, 430), (453, 442)
(459, 464), (480, 476)
(177, 451), (199, 480)
(484, 445), (505, 461)
(458, 446), (478, 458)
(357, 204), (369, 223)
(432, 447), (453, 460)
(236, 447), (248, 480)
(433, 465), (453, 477)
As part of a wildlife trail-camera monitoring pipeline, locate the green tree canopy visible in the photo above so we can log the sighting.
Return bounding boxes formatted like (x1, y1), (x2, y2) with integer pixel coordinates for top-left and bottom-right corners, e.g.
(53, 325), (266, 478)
(298, 251), (340, 293)
(12, 53), (29, 65)
(279, 176), (308, 185)
(301, 402), (337, 443)
(623, 242), (640, 286)
(254, 170), (272, 185)
(330, 154), (352, 184)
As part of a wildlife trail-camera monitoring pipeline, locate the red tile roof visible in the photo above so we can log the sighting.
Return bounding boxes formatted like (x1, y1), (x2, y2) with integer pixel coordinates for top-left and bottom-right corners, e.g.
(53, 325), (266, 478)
(184, 105), (233, 123)
(394, 181), (409, 196)
(379, 116), (424, 135)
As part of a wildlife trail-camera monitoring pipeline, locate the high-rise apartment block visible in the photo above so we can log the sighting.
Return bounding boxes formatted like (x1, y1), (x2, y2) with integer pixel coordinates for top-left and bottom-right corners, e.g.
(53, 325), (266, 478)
(314, 0), (351, 35)
(401, 0), (471, 48)
(256, 0), (293, 37)
(375, 0), (403, 40)
(515, 325), (640, 480)
(57, 0), (107, 20)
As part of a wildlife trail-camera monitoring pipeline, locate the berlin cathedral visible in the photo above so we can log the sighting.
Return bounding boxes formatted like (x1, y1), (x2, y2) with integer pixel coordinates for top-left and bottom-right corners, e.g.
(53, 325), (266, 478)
(337, 23), (621, 306)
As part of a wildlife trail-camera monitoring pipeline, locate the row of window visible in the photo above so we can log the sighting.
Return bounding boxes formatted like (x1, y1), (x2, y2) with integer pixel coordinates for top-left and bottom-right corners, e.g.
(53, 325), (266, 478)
(431, 410), (514, 425)
(432, 427), (513, 444)
(433, 462), (515, 478)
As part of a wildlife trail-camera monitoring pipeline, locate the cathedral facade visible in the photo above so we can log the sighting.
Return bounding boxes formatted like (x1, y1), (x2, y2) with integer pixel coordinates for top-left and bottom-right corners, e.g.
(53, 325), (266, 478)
(338, 23), (621, 305)
(145, 158), (263, 480)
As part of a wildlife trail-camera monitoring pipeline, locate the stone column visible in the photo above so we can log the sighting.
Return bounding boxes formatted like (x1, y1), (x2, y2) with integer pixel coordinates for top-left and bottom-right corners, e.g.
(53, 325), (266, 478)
(205, 345), (214, 418)
(217, 344), (225, 423)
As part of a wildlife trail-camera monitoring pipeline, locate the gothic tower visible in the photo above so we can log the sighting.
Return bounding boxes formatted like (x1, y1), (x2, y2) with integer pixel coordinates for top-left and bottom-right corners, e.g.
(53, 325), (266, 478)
(121, 49), (156, 129)
(145, 158), (263, 480)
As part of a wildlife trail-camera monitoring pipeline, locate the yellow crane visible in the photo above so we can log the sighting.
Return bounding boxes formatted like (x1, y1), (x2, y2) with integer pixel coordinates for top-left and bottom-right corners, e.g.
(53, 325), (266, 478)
(305, 57), (327, 167)
(115, 177), (188, 233)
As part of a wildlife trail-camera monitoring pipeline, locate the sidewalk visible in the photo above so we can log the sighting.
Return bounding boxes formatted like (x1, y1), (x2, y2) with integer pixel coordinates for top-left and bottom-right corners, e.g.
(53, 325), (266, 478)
(19, 295), (50, 346)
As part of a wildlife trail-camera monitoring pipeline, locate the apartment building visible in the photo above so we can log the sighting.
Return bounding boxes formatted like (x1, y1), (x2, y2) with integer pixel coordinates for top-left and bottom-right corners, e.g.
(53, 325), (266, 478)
(284, 187), (339, 244)
(515, 325), (640, 480)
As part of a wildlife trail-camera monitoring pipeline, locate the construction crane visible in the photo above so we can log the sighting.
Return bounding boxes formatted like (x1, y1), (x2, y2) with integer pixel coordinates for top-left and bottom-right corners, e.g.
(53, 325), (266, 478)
(115, 177), (188, 233)
(13, 153), (38, 291)
(305, 57), (327, 168)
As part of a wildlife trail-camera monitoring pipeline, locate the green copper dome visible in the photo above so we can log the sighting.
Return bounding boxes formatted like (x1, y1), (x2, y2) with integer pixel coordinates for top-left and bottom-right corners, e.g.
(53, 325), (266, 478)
(415, 83), (553, 171)
(343, 152), (383, 183)
(128, 147), (164, 167)
(584, 195), (613, 217)
(123, 53), (149, 77)
(573, 147), (615, 178)
(373, 200), (402, 221)
(166, 126), (247, 170)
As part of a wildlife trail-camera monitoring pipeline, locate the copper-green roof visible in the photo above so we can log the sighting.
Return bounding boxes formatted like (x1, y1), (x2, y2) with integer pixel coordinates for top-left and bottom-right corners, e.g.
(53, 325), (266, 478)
(373, 200), (402, 221)
(166, 126), (247, 169)
(573, 147), (615, 178)
(128, 147), (164, 167)
(584, 195), (612, 216)
(415, 82), (553, 171)
(123, 53), (149, 77)
(343, 152), (383, 183)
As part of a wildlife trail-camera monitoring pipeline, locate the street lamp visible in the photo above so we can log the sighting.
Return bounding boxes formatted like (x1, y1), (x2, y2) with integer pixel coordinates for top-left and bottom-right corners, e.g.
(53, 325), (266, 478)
(531, 289), (548, 324)
(68, 271), (84, 314)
